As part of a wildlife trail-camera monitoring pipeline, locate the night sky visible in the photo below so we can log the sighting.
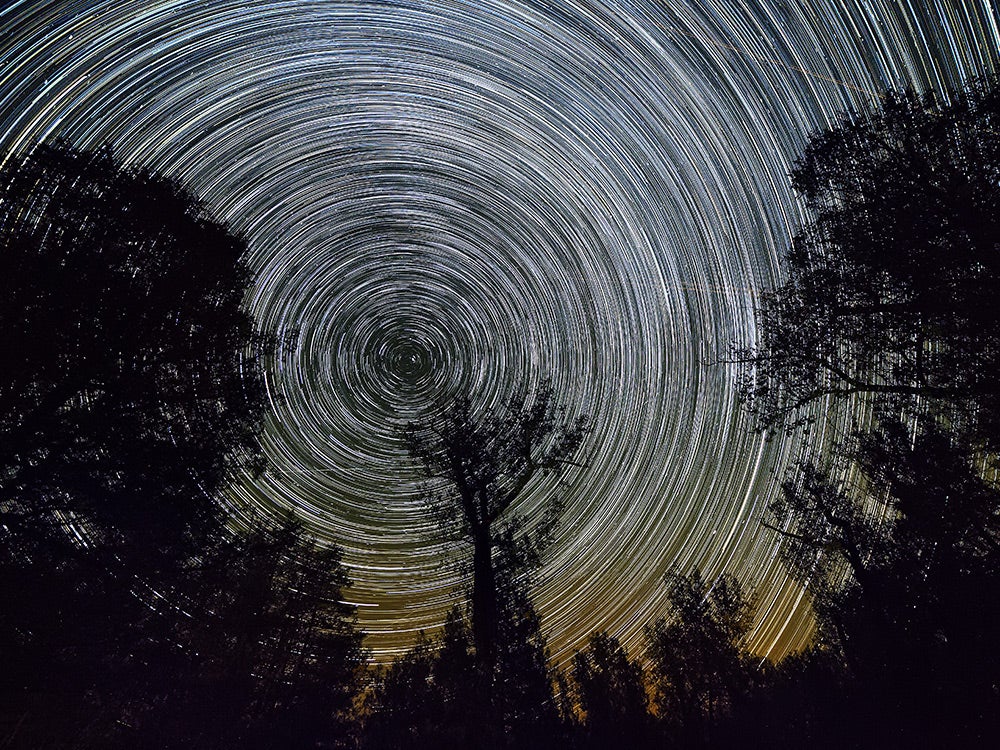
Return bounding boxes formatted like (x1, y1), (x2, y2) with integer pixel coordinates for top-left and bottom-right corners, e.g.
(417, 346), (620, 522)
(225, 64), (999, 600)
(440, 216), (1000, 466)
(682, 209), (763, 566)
(2, 0), (997, 665)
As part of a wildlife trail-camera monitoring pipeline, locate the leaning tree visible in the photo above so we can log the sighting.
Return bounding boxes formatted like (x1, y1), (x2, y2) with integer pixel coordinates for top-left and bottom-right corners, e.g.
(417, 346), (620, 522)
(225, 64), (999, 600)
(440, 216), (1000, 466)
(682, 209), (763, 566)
(405, 381), (591, 671)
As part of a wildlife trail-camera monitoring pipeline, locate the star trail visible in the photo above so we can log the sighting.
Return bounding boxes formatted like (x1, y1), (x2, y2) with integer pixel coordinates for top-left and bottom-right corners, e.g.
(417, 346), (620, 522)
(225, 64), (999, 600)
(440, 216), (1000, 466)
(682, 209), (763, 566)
(2, 0), (997, 664)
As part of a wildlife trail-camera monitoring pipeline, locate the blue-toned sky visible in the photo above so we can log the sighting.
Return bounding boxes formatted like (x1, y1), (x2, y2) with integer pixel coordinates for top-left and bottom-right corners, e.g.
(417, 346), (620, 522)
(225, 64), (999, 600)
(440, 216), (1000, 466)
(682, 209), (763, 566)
(2, 0), (997, 663)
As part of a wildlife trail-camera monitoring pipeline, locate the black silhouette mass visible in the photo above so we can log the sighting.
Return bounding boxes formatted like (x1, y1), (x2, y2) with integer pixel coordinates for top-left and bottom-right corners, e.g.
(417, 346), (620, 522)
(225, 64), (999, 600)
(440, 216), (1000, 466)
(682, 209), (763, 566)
(736, 81), (1000, 441)
(0, 143), (267, 558)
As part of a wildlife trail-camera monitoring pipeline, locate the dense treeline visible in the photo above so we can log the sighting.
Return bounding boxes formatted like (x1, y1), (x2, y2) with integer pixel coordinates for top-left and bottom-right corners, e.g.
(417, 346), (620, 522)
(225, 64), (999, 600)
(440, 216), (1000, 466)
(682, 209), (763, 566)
(4, 75), (1000, 749)
(0, 143), (363, 749)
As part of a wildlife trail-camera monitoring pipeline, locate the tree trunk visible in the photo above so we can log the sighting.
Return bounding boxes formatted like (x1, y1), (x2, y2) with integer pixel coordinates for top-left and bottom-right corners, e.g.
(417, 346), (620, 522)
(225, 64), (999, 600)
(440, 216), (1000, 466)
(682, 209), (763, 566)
(471, 531), (498, 671)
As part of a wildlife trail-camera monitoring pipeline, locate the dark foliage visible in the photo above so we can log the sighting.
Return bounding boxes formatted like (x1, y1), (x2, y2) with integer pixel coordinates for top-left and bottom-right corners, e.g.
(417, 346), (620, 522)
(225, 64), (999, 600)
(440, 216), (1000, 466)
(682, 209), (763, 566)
(134, 522), (364, 750)
(0, 143), (363, 749)
(570, 631), (649, 749)
(733, 76), (1000, 747)
(646, 570), (757, 748)
(363, 610), (487, 750)
(0, 142), (269, 560)
(364, 597), (560, 750)
(735, 76), (1000, 442)
(770, 420), (1000, 747)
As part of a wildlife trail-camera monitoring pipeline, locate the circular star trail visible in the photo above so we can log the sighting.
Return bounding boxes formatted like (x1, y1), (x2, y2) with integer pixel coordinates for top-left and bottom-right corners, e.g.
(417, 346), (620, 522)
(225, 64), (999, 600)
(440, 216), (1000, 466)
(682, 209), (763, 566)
(2, 0), (997, 663)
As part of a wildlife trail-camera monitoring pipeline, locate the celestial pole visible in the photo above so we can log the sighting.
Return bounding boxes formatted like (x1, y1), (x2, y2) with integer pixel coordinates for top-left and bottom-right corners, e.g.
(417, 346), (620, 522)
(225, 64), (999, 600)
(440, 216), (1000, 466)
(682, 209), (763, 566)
(1, 0), (997, 664)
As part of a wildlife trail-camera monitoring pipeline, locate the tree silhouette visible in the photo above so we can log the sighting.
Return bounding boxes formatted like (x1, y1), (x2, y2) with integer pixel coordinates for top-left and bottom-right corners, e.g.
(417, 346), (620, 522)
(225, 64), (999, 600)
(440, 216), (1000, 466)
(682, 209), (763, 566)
(364, 599), (561, 750)
(645, 570), (756, 747)
(571, 631), (649, 748)
(0, 142), (276, 747)
(734, 77), (1000, 442)
(734, 74), (1000, 748)
(147, 523), (363, 750)
(363, 609), (486, 750)
(0, 141), (270, 559)
(404, 381), (590, 671)
(364, 634), (445, 750)
(770, 420), (1000, 745)
(490, 584), (562, 746)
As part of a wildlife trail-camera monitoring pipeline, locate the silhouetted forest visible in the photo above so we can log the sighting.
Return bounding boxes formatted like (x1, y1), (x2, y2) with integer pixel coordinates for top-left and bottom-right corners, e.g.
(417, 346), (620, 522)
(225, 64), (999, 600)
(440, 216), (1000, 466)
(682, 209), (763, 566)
(3, 76), (1000, 749)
